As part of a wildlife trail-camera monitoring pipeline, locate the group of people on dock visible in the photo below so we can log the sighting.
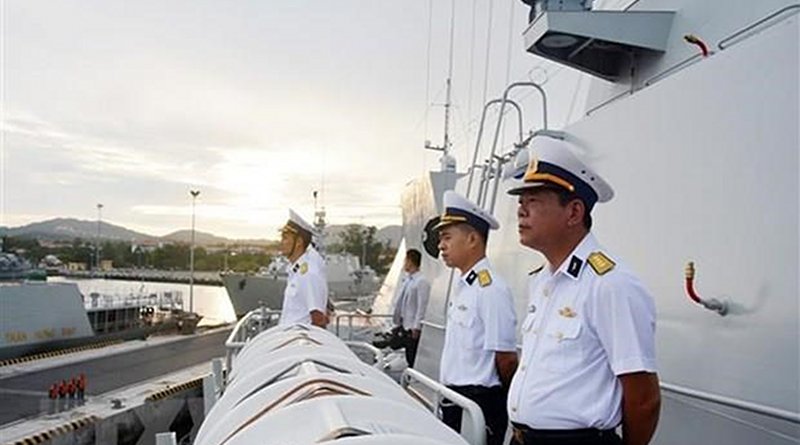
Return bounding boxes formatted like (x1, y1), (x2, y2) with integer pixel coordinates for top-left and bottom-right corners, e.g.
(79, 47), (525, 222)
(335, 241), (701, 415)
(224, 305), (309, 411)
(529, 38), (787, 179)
(47, 373), (86, 413)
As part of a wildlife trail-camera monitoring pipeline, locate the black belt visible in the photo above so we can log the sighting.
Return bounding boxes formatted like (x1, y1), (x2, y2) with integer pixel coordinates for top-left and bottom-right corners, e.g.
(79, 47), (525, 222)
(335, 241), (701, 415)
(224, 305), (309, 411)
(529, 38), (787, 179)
(511, 422), (618, 443)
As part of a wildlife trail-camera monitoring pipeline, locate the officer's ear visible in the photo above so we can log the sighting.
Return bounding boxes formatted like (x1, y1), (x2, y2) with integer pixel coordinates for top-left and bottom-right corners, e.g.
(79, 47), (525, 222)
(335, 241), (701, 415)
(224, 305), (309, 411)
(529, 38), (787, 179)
(465, 226), (482, 249)
(565, 198), (586, 229)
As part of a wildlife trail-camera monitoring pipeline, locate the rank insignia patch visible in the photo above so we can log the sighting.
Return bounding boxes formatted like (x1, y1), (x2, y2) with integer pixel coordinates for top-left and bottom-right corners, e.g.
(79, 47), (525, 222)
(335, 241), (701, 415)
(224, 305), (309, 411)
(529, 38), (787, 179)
(466, 271), (477, 285)
(587, 252), (615, 276)
(478, 270), (492, 287)
(567, 256), (583, 278)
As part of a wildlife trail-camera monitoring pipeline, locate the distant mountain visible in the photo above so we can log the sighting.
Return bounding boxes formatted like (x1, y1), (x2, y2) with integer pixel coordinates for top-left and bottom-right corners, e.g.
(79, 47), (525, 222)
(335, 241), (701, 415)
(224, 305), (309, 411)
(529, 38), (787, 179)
(0, 218), (156, 243)
(376, 225), (402, 248)
(161, 230), (232, 246)
(0, 218), (401, 248)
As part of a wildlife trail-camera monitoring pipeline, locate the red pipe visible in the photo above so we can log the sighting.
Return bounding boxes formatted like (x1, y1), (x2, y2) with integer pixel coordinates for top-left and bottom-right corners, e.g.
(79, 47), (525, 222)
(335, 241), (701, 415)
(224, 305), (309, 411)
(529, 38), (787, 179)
(684, 34), (710, 57)
(684, 262), (703, 304)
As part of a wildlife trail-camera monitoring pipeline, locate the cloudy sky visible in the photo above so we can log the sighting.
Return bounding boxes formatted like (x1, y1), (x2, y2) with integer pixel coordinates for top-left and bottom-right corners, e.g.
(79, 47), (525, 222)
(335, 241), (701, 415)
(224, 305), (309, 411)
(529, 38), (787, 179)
(1, 0), (551, 239)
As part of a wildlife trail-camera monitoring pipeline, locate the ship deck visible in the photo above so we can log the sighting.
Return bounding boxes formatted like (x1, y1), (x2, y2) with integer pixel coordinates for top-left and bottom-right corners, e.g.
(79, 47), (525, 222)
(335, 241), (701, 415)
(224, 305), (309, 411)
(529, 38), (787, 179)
(0, 328), (231, 427)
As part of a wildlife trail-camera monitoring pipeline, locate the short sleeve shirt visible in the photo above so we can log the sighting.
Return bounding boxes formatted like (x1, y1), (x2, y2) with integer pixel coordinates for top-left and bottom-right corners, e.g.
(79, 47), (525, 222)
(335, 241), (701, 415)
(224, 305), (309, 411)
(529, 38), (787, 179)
(507, 233), (657, 429)
(440, 257), (518, 387)
(278, 247), (328, 326)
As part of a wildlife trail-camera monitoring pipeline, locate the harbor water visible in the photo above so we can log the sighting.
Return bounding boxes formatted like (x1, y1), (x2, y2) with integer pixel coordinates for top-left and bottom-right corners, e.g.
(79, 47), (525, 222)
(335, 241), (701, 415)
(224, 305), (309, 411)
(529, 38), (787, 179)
(48, 276), (236, 327)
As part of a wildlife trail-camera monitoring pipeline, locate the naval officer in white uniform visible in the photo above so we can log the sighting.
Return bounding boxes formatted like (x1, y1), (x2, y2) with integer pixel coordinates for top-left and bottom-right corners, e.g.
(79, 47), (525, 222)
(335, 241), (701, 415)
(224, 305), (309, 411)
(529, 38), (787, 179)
(431, 190), (518, 445)
(506, 137), (661, 445)
(277, 209), (329, 328)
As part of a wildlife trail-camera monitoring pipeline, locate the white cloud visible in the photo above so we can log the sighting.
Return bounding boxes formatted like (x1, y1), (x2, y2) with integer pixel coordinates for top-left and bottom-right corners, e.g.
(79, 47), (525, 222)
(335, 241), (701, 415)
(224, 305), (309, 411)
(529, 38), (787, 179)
(2, 1), (533, 238)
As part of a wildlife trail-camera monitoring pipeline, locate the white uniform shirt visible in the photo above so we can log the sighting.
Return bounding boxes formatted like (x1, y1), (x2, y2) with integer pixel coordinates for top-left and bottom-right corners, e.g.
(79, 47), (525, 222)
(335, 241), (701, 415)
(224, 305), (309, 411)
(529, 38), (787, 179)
(507, 233), (657, 429)
(392, 271), (432, 330)
(278, 247), (328, 326)
(440, 257), (518, 387)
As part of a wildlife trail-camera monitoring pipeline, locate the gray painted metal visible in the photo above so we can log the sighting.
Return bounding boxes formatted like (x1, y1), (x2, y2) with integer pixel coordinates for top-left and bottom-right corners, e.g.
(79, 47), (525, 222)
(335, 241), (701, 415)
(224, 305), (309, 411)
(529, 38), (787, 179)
(0, 283), (95, 356)
(0, 329), (230, 426)
(373, 1), (800, 443)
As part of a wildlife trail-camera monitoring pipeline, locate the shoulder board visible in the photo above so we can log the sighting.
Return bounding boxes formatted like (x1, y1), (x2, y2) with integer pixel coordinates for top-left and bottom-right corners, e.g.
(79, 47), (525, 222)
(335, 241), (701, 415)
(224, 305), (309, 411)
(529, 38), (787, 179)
(528, 264), (544, 275)
(299, 262), (309, 275)
(477, 269), (492, 287)
(587, 252), (615, 276)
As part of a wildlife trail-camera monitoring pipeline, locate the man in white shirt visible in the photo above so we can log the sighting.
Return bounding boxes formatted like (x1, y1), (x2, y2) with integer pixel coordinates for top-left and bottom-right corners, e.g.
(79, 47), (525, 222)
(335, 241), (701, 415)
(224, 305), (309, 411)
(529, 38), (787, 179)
(277, 209), (328, 328)
(432, 190), (518, 445)
(506, 137), (661, 445)
(391, 248), (431, 367)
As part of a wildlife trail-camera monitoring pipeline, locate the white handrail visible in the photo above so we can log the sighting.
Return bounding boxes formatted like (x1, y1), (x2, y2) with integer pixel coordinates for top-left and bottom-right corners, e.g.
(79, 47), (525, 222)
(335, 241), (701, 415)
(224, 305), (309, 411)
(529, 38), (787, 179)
(401, 368), (486, 445)
(223, 307), (282, 385)
(344, 340), (386, 369)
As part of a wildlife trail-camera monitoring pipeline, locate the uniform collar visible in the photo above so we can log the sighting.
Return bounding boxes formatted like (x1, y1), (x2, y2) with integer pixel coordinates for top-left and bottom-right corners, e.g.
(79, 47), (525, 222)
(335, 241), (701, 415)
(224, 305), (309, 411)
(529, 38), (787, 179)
(553, 233), (599, 281)
(289, 247), (312, 274)
(460, 256), (490, 287)
(406, 270), (421, 281)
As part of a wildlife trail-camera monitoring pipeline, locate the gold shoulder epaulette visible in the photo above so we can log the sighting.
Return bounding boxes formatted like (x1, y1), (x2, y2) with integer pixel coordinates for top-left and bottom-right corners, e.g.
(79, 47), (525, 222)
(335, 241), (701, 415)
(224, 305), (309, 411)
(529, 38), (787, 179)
(299, 262), (309, 275)
(528, 265), (544, 275)
(587, 252), (615, 276)
(477, 269), (492, 287)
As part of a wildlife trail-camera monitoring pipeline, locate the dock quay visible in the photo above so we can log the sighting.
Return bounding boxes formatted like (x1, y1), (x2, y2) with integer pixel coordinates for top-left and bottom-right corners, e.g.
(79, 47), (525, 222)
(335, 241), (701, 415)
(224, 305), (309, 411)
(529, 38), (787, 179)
(0, 327), (231, 435)
(57, 270), (223, 287)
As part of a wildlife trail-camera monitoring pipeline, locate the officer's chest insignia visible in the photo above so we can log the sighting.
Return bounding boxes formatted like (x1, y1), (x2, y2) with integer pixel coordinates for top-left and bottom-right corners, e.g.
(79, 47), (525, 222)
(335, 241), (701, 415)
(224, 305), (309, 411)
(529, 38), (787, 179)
(465, 271), (477, 285)
(299, 262), (309, 275)
(558, 306), (577, 318)
(477, 270), (492, 287)
(567, 256), (583, 278)
(292, 263), (299, 273)
(587, 252), (615, 276)
(528, 265), (544, 275)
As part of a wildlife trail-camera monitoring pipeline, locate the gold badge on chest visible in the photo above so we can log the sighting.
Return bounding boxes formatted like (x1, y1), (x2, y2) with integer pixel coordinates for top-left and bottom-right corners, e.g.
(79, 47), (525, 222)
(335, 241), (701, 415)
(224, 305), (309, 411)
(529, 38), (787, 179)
(558, 306), (577, 318)
(299, 262), (308, 275)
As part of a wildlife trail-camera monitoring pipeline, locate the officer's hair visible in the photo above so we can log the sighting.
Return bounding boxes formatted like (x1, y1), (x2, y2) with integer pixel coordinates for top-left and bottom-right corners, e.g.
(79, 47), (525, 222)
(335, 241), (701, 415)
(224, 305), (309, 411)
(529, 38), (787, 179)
(456, 223), (488, 246)
(547, 186), (593, 230)
(406, 249), (422, 267)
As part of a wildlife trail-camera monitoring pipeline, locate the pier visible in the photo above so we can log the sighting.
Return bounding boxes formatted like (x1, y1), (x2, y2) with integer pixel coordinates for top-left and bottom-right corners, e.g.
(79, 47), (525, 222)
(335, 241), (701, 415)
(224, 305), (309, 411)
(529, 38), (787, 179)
(57, 269), (224, 286)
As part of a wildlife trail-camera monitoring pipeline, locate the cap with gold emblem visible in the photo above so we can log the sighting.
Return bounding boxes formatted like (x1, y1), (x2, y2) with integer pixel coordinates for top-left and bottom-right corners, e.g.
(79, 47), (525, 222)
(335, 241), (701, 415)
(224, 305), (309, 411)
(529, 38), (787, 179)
(431, 190), (500, 238)
(281, 209), (315, 238)
(507, 137), (614, 211)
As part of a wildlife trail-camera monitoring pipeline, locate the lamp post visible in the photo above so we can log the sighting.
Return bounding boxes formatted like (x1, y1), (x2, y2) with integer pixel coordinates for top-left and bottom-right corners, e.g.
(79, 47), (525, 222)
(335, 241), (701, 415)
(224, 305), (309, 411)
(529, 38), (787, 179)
(189, 190), (200, 314)
(361, 226), (368, 270)
(95, 203), (103, 273)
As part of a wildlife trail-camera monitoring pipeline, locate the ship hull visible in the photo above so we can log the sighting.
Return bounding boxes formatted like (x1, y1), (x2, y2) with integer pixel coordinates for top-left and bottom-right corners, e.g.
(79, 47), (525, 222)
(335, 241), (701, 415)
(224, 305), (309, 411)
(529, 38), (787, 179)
(375, 2), (799, 443)
(221, 273), (380, 318)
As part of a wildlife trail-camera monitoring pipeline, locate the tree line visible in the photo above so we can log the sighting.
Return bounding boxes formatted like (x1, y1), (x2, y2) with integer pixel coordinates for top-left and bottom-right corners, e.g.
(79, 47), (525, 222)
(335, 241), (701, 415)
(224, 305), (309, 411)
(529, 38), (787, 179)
(2, 224), (396, 275)
(1, 236), (274, 272)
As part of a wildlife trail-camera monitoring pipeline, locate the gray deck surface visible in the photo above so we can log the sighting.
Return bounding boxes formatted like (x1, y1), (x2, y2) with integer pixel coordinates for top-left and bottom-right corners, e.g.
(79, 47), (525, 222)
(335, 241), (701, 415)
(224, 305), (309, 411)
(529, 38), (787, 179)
(0, 329), (230, 426)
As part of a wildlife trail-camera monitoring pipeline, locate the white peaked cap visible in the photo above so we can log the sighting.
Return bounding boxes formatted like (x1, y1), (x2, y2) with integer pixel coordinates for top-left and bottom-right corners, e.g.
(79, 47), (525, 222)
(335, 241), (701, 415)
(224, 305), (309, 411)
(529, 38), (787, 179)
(283, 209), (316, 236)
(434, 190), (500, 232)
(507, 137), (614, 206)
